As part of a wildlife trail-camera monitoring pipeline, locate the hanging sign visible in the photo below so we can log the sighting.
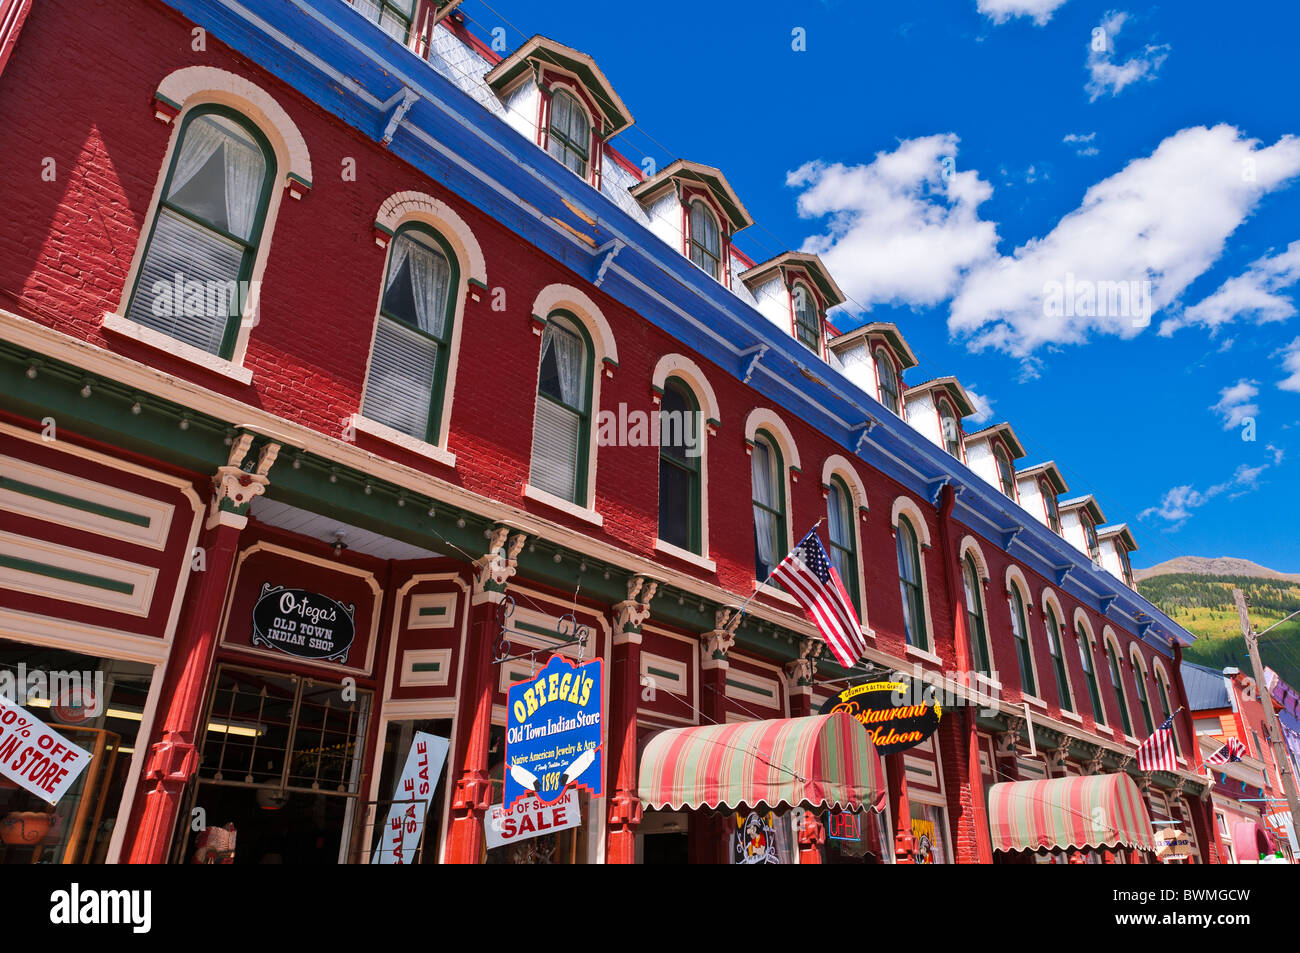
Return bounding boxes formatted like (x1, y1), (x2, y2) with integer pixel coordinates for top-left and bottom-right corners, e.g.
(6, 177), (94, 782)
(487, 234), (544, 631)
(820, 679), (942, 755)
(731, 810), (794, 864)
(1154, 826), (1194, 860)
(504, 655), (603, 810)
(251, 584), (356, 663)
(485, 789), (582, 849)
(371, 731), (450, 865)
(0, 694), (93, 805)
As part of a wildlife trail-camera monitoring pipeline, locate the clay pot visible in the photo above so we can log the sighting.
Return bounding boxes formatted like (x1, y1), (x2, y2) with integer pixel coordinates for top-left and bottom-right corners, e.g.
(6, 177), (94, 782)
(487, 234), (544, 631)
(0, 811), (53, 845)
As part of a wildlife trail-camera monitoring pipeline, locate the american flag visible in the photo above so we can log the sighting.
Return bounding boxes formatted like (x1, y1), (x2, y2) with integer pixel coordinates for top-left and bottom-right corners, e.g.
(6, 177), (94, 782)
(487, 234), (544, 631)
(1136, 714), (1178, 773)
(770, 530), (867, 668)
(1204, 737), (1247, 766)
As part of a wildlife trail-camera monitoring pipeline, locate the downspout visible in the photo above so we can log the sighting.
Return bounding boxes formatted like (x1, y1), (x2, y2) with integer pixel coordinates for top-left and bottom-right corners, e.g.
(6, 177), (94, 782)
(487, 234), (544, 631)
(937, 483), (994, 864)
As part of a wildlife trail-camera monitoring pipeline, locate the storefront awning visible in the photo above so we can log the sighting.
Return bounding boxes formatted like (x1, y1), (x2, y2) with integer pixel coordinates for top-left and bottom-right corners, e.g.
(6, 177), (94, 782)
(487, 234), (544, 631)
(987, 773), (1156, 853)
(637, 712), (884, 812)
(1232, 820), (1275, 861)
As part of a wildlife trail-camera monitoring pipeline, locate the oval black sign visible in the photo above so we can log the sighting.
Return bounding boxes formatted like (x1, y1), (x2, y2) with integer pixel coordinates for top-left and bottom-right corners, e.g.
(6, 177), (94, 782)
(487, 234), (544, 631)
(251, 584), (356, 663)
(820, 679), (942, 755)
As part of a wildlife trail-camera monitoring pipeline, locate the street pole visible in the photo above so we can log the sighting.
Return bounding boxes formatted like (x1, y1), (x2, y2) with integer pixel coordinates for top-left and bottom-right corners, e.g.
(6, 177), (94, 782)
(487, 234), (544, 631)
(1233, 588), (1300, 850)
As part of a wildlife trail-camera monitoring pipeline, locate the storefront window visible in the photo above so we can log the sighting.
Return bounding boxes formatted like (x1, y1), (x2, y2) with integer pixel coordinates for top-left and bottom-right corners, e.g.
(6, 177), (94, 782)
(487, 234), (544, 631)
(0, 638), (154, 864)
(176, 665), (371, 864)
(909, 801), (950, 864)
(367, 718), (452, 864)
(483, 724), (589, 864)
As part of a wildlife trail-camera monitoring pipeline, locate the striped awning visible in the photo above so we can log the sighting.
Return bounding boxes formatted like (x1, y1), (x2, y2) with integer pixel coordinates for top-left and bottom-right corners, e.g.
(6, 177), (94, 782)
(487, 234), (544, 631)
(638, 712), (885, 811)
(987, 773), (1156, 852)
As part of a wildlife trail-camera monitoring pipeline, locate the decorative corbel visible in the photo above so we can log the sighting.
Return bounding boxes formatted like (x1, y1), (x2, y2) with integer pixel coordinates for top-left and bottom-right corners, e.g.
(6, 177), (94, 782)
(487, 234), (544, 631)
(473, 524), (527, 603)
(783, 638), (824, 690)
(702, 606), (743, 668)
(209, 433), (279, 529)
(612, 575), (659, 642)
(995, 720), (1024, 758)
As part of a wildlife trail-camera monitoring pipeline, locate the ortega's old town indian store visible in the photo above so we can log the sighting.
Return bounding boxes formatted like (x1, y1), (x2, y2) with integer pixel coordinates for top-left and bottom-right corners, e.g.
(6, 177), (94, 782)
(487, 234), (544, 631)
(0, 0), (1227, 865)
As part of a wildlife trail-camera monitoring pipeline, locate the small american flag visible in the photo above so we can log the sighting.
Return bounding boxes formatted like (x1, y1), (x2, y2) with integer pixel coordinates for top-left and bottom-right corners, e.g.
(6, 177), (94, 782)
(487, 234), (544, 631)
(1136, 714), (1178, 772)
(770, 530), (867, 668)
(1204, 737), (1247, 766)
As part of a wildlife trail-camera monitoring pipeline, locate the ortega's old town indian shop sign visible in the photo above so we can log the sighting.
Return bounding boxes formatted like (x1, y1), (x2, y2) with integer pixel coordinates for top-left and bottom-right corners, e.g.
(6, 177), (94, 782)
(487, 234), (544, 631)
(821, 679), (942, 755)
(251, 585), (356, 663)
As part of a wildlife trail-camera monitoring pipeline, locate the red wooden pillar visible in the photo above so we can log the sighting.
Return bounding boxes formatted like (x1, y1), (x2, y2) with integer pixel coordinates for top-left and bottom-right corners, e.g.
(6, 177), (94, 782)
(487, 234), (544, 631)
(689, 612), (738, 865)
(887, 751), (914, 863)
(605, 578), (657, 864)
(444, 526), (525, 864)
(125, 436), (276, 863)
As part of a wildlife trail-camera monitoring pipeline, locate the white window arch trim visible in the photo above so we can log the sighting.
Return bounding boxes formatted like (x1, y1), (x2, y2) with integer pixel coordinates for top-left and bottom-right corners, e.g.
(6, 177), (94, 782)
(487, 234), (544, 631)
(652, 353), (722, 433)
(956, 536), (998, 687)
(821, 455), (872, 638)
(523, 286), (617, 521)
(540, 75), (600, 185)
(1150, 656), (1184, 761)
(1004, 565), (1045, 705)
(111, 68), (313, 381)
(1073, 608), (1107, 727)
(1040, 588), (1079, 719)
(652, 371), (715, 571)
(891, 496), (938, 663)
(1102, 626), (1139, 742)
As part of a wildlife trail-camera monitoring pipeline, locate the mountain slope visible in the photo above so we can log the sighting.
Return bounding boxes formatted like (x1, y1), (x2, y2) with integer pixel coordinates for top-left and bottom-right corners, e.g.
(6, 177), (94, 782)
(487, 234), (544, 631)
(1134, 556), (1300, 583)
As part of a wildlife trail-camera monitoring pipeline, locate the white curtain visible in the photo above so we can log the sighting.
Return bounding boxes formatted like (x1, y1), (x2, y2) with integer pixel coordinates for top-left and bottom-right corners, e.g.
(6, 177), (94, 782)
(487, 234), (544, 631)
(751, 441), (776, 569)
(168, 117), (227, 197)
(387, 234), (450, 336)
(543, 323), (584, 407)
(167, 115), (265, 240)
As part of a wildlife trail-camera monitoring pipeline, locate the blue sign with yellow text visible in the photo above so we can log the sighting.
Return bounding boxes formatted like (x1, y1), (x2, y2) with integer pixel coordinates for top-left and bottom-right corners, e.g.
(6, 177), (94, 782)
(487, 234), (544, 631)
(504, 655), (603, 810)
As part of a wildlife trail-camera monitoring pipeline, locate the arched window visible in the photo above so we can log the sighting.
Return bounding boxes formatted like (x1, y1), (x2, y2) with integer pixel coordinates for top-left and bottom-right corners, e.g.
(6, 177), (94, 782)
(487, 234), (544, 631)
(750, 431), (786, 580)
(896, 517), (927, 650)
(1077, 621), (1105, 725)
(875, 348), (901, 415)
(355, 0), (415, 41)
(1117, 547), (1134, 587)
(658, 378), (701, 553)
(1045, 606), (1072, 713)
(826, 477), (859, 611)
(1154, 668), (1181, 757)
(1082, 514), (1101, 563)
(1106, 639), (1134, 736)
(125, 106), (275, 358)
(530, 313), (593, 504)
(938, 400), (962, 457)
(994, 444), (1016, 499)
(793, 281), (821, 353)
(1009, 586), (1035, 696)
(1041, 479), (1060, 534)
(962, 555), (991, 676)
(361, 224), (458, 442)
(1132, 652), (1156, 737)
(547, 88), (591, 179)
(688, 200), (722, 280)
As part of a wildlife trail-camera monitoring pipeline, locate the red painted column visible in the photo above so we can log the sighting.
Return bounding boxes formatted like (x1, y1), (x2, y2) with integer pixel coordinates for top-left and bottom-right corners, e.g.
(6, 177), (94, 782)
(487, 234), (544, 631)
(1169, 643), (1221, 864)
(605, 578), (656, 864)
(444, 526), (526, 864)
(126, 436), (276, 863)
(689, 613), (737, 865)
(887, 751), (914, 863)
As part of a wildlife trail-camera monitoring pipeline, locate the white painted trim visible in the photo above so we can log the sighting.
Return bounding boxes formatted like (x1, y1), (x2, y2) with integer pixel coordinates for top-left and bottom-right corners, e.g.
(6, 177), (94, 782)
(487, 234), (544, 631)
(957, 534), (989, 581)
(905, 643), (943, 666)
(654, 537), (716, 572)
(0, 531), (159, 617)
(374, 191), (487, 285)
(1060, 710), (1084, 724)
(531, 283), (619, 366)
(351, 414), (457, 468)
(743, 407), (802, 472)
(102, 313), (254, 385)
(756, 581), (799, 607)
(890, 496), (932, 547)
(651, 353), (722, 425)
(1022, 693), (1048, 710)
(522, 483), (604, 526)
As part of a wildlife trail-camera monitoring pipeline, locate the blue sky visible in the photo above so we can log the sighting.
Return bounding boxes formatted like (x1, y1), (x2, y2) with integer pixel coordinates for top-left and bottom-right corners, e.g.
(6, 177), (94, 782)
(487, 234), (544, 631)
(458, 0), (1300, 572)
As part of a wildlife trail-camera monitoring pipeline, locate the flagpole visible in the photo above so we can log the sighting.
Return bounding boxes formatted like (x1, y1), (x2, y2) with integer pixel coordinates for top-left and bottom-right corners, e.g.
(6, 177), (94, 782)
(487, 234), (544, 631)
(732, 517), (825, 623)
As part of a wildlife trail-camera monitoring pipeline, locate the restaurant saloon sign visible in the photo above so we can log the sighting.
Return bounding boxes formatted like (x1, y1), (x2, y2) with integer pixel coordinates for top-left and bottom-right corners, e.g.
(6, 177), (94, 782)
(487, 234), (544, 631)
(252, 584), (356, 663)
(820, 679), (942, 755)
(504, 654), (603, 810)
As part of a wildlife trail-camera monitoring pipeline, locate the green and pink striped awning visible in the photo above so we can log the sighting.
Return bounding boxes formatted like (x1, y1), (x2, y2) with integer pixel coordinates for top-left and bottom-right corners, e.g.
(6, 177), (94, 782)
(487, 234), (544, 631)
(638, 712), (885, 811)
(987, 773), (1156, 853)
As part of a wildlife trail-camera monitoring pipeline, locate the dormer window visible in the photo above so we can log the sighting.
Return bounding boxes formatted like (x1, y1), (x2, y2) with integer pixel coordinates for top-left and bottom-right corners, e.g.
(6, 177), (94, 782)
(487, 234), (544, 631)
(1082, 513), (1100, 563)
(688, 199), (722, 280)
(938, 399), (962, 457)
(546, 88), (591, 178)
(994, 443), (1017, 499)
(792, 280), (821, 354)
(875, 348), (901, 415)
(353, 0), (415, 41)
(1041, 477), (1060, 533)
(1117, 546), (1134, 587)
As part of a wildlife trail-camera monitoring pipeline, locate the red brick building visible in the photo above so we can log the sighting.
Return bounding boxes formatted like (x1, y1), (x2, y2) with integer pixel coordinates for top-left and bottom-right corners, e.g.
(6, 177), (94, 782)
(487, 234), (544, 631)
(0, 0), (1218, 863)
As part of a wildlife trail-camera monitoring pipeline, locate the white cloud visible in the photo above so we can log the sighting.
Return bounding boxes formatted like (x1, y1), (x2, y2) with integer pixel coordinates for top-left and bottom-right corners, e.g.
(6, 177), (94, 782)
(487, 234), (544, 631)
(1209, 379), (1259, 430)
(965, 386), (996, 425)
(1140, 462), (1270, 529)
(948, 125), (1300, 357)
(1063, 132), (1099, 157)
(789, 135), (999, 310)
(977, 0), (1069, 26)
(1280, 337), (1300, 392)
(1085, 11), (1170, 101)
(1266, 443), (1285, 465)
(1161, 240), (1300, 335)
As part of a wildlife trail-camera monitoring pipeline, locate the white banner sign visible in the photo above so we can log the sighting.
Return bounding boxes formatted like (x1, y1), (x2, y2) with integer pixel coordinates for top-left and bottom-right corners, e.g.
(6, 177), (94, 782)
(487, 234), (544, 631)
(371, 731), (449, 865)
(0, 694), (93, 805)
(485, 789), (582, 849)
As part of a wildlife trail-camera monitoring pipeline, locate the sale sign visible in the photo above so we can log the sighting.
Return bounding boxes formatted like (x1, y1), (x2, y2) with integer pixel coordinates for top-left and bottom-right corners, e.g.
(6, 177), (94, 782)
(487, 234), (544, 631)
(371, 731), (449, 865)
(484, 789), (582, 849)
(504, 654), (603, 810)
(0, 694), (93, 805)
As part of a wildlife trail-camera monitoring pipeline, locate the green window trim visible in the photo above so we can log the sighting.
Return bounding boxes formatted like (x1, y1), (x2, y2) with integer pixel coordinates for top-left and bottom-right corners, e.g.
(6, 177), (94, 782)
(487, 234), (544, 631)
(359, 0), (416, 42)
(547, 88), (592, 179)
(1077, 622), (1106, 725)
(125, 105), (276, 361)
(792, 281), (821, 353)
(1010, 587), (1036, 697)
(962, 555), (991, 676)
(1155, 672), (1180, 756)
(1133, 657), (1156, 736)
(688, 199), (722, 280)
(0, 476), (151, 527)
(875, 347), (901, 415)
(750, 430), (787, 583)
(826, 476), (861, 614)
(1107, 643), (1134, 736)
(531, 312), (595, 505)
(1046, 608), (1072, 712)
(0, 554), (135, 595)
(658, 377), (702, 554)
(896, 516), (928, 651)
